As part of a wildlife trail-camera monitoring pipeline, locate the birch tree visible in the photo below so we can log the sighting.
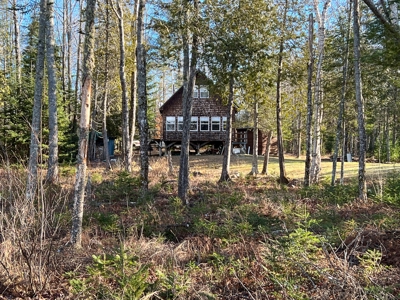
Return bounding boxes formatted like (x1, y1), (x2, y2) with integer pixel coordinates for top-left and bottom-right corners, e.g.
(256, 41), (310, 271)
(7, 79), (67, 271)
(111, 0), (132, 172)
(178, 0), (198, 203)
(353, 0), (367, 201)
(71, 0), (97, 248)
(304, 13), (314, 187)
(26, 0), (46, 202)
(331, 1), (351, 186)
(45, 0), (59, 183)
(129, 0), (139, 162)
(310, 0), (331, 184)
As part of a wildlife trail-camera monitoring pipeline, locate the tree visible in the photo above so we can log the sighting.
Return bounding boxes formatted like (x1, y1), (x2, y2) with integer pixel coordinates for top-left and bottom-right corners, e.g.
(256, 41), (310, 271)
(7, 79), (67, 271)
(111, 0), (132, 172)
(276, 0), (290, 185)
(102, 0), (112, 170)
(353, 0), (367, 201)
(137, 0), (149, 191)
(71, 0), (97, 248)
(26, 0), (46, 202)
(261, 130), (273, 175)
(331, 1), (352, 186)
(45, 0), (59, 183)
(11, 0), (21, 87)
(202, 0), (274, 182)
(129, 0), (139, 163)
(249, 98), (259, 176)
(310, 0), (331, 184)
(178, 0), (199, 203)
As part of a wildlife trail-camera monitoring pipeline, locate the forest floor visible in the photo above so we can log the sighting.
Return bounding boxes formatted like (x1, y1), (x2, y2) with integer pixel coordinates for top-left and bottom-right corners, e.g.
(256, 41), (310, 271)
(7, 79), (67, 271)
(1, 154), (400, 299)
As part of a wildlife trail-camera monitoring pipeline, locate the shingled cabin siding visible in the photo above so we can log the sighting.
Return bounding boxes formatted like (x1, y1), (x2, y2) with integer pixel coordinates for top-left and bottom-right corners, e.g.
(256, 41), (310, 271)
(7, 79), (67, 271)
(160, 84), (231, 144)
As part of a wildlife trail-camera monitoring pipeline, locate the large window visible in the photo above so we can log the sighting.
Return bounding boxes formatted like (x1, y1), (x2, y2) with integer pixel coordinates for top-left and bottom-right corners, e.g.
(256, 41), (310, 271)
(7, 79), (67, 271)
(222, 117), (227, 131)
(177, 116), (183, 131)
(166, 116), (175, 131)
(193, 85), (199, 98)
(190, 116), (198, 131)
(200, 86), (209, 98)
(211, 116), (220, 131)
(200, 116), (209, 131)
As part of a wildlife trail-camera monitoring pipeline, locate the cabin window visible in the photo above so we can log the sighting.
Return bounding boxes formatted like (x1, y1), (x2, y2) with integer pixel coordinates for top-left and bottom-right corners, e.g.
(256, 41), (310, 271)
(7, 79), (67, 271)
(193, 85), (199, 98)
(190, 117), (198, 131)
(166, 116), (175, 131)
(211, 116), (220, 131)
(200, 116), (209, 131)
(177, 116), (183, 131)
(200, 86), (209, 98)
(222, 117), (227, 131)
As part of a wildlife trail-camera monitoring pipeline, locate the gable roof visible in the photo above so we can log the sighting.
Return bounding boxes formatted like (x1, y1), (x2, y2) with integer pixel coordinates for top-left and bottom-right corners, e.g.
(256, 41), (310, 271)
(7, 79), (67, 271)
(159, 72), (213, 113)
(159, 86), (183, 113)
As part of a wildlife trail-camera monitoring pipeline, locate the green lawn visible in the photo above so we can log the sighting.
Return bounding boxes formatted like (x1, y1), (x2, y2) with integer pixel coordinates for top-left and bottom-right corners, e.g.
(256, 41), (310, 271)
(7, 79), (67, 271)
(177, 154), (400, 182)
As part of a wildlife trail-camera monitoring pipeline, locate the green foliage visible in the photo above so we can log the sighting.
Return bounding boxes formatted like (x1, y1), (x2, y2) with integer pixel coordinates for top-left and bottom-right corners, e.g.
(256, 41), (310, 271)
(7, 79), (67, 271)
(262, 212), (324, 299)
(360, 249), (383, 276)
(299, 181), (358, 205)
(156, 268), (191, 299)
(71, 248), (150, 300)
(379, 171), (400, 206)
(93, 212), (120, 233)
(94, 171), (143, 203)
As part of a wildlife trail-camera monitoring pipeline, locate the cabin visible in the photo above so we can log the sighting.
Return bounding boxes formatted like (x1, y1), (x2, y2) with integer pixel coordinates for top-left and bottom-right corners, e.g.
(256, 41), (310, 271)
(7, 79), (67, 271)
(159, 74), (231, 154)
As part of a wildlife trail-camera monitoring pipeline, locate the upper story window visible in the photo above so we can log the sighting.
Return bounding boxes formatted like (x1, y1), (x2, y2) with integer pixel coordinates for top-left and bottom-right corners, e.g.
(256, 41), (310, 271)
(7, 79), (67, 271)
(193, 85), (199, 98)
(200, 86), (209, 98)
(200, 116), (209, 131)
(166, 116), (175, 131)
(222, 117), (227, 131)
(211, 116), (220, 131)
(177, 116), (183, 131)
(190, 116), (198, 131)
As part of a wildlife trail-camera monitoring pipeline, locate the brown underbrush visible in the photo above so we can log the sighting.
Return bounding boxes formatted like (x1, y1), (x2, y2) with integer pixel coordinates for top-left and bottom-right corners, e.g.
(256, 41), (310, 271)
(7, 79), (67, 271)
(1, 155), (400, 299)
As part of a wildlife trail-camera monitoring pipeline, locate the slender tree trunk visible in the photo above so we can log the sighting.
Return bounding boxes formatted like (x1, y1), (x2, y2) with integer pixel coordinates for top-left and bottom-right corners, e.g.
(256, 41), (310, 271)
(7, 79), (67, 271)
(12, 0), (21, 87)
(276, 0), (289, 185)
(332, 0), (351, 186)
(88, 75), (98, 161)
(250, 98), (259, 176)
(71, 0), (97, 248)
(129, 0), (139, 161)
(219, 74), (234, 182)
(73, 0), (83, 133)
(137, 0), (149, 191)
(103, 0), (111, 170)
(304, 13), (314, 187)
(296, 111), (302, 158)
(167, 149), (173, 176)
(385, 107), (390, 162)
(26, 0), (47, 202)
(310, 0), (331, 184)
(45, 0), (59, 183)
(67, 0), (73, 114)
(353, 0), (367, 201)
(178, 0), (198, 204)
(340, 122), (346, 184)
(261, 130), (273, 175)
(112, 0), (131, 171)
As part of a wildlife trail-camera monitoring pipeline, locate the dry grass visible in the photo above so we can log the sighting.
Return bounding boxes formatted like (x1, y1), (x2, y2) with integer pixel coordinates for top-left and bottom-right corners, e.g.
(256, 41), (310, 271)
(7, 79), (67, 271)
(0, 155), (400, 299)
